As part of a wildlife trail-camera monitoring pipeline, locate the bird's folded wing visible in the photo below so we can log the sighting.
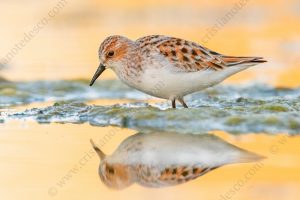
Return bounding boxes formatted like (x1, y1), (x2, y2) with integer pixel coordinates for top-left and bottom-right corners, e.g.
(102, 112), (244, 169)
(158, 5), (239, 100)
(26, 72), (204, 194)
(137, 35), (266, 72)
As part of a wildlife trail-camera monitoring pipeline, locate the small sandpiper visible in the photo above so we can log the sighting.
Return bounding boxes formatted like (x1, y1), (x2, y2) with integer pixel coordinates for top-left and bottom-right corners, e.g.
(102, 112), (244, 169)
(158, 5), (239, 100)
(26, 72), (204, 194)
(90, 35), (266, 108)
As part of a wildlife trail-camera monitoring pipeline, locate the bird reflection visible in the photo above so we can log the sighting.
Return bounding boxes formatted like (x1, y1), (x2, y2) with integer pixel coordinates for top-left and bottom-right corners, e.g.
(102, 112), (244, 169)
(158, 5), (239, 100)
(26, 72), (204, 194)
(90, 132), (264, 190)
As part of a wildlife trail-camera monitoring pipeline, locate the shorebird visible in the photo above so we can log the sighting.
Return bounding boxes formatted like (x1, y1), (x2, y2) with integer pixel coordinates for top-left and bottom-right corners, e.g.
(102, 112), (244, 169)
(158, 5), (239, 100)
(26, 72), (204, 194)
(90, 132), (264, 189)
(90, 35), (266, 108)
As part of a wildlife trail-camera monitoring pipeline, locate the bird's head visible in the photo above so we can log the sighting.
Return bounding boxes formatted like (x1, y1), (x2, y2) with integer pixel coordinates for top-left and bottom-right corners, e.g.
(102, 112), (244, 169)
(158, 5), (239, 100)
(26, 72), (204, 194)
(89, 35), (134, 86)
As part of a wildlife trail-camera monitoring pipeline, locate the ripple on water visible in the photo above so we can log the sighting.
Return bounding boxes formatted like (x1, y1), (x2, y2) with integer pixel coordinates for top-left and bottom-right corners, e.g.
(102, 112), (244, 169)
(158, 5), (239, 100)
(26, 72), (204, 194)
(8, 98), (300, 134)
(2, 80), (300, 134)
(1, 79), (300, 108)
(0, 79), (146, 108)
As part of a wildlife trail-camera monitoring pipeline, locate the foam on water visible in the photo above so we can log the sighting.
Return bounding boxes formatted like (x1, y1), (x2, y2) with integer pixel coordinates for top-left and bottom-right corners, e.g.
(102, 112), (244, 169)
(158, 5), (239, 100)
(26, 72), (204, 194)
(1, 80), (299, 134)
(0, 79), (147, 108)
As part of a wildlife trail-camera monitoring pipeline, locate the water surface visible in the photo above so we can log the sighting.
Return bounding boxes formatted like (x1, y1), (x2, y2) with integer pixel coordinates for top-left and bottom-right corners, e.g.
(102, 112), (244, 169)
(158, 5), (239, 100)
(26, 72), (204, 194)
(2, 80), (299, 134)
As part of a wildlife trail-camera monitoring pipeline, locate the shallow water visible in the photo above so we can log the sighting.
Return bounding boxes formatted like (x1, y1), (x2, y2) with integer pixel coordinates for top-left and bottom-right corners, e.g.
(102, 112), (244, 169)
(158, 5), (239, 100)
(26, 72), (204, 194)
(1, 122), (299, 200)
(2, 80), (300, 134)
(0, 79), (145, 108)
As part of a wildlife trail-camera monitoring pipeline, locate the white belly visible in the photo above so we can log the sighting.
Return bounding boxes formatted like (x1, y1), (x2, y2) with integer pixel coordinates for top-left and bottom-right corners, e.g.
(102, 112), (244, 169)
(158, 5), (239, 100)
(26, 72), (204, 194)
(115, 50), (251, 100)
(135, 65), (250, 99)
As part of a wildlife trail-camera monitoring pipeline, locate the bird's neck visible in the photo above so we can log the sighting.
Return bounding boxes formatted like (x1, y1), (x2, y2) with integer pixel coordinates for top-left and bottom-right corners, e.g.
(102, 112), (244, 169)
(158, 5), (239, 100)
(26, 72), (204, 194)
(115, 45), (143, 84)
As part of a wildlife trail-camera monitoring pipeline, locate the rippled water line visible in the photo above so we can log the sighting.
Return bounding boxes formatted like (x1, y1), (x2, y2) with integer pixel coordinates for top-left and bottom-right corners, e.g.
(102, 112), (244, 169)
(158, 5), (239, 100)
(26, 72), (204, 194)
(1, 79), (300, 107)
(3, 99), (299, 134)
(1, 80), (300, 134)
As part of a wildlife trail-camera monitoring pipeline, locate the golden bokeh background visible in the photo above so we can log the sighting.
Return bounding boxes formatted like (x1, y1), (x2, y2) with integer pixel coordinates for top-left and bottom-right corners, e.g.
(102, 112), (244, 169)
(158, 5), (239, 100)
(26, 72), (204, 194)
(0, 0), (299, 87)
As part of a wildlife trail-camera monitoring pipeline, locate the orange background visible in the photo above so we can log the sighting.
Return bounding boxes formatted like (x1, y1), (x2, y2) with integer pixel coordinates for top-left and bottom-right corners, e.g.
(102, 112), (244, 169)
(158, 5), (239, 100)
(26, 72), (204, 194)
(0, 0), (299, 87)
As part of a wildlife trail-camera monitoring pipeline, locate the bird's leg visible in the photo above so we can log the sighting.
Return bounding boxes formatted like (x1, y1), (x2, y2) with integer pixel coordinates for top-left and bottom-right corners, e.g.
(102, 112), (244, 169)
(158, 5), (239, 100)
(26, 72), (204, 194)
(171, 99), (176, 109)
(178, 97), (189, 108)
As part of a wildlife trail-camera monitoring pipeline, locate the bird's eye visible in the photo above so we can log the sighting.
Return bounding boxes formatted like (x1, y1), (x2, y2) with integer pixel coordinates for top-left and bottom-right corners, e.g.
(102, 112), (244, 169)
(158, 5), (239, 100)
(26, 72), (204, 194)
(107, 167), (115, 175)
(107, 51), (114, 57)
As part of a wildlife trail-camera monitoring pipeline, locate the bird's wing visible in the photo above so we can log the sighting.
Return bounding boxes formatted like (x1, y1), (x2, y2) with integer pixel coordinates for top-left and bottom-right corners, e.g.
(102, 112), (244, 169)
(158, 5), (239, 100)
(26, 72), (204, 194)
(136, 35), (266, 72)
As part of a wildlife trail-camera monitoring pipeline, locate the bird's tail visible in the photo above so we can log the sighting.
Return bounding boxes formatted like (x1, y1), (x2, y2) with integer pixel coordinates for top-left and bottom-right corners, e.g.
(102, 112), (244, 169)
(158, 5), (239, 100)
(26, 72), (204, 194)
(222, 56), (267, 67)
(236, 149), (266, 163)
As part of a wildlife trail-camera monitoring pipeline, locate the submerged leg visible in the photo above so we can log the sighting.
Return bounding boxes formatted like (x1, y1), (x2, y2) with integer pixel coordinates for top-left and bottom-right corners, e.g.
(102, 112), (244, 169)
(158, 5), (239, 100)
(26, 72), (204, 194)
(178, 97), (189, 108)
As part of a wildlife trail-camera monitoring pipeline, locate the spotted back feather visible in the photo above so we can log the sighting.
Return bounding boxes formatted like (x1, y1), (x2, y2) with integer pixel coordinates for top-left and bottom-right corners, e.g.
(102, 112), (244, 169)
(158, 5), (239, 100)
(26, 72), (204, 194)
(136, 35), (266, 72)
(136, 164), (219, 187)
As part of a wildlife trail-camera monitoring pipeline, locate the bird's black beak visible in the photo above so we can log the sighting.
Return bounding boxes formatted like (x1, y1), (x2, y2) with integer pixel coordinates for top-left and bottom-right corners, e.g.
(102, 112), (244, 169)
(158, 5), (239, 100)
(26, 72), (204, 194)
(89, 63), (106, 86)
